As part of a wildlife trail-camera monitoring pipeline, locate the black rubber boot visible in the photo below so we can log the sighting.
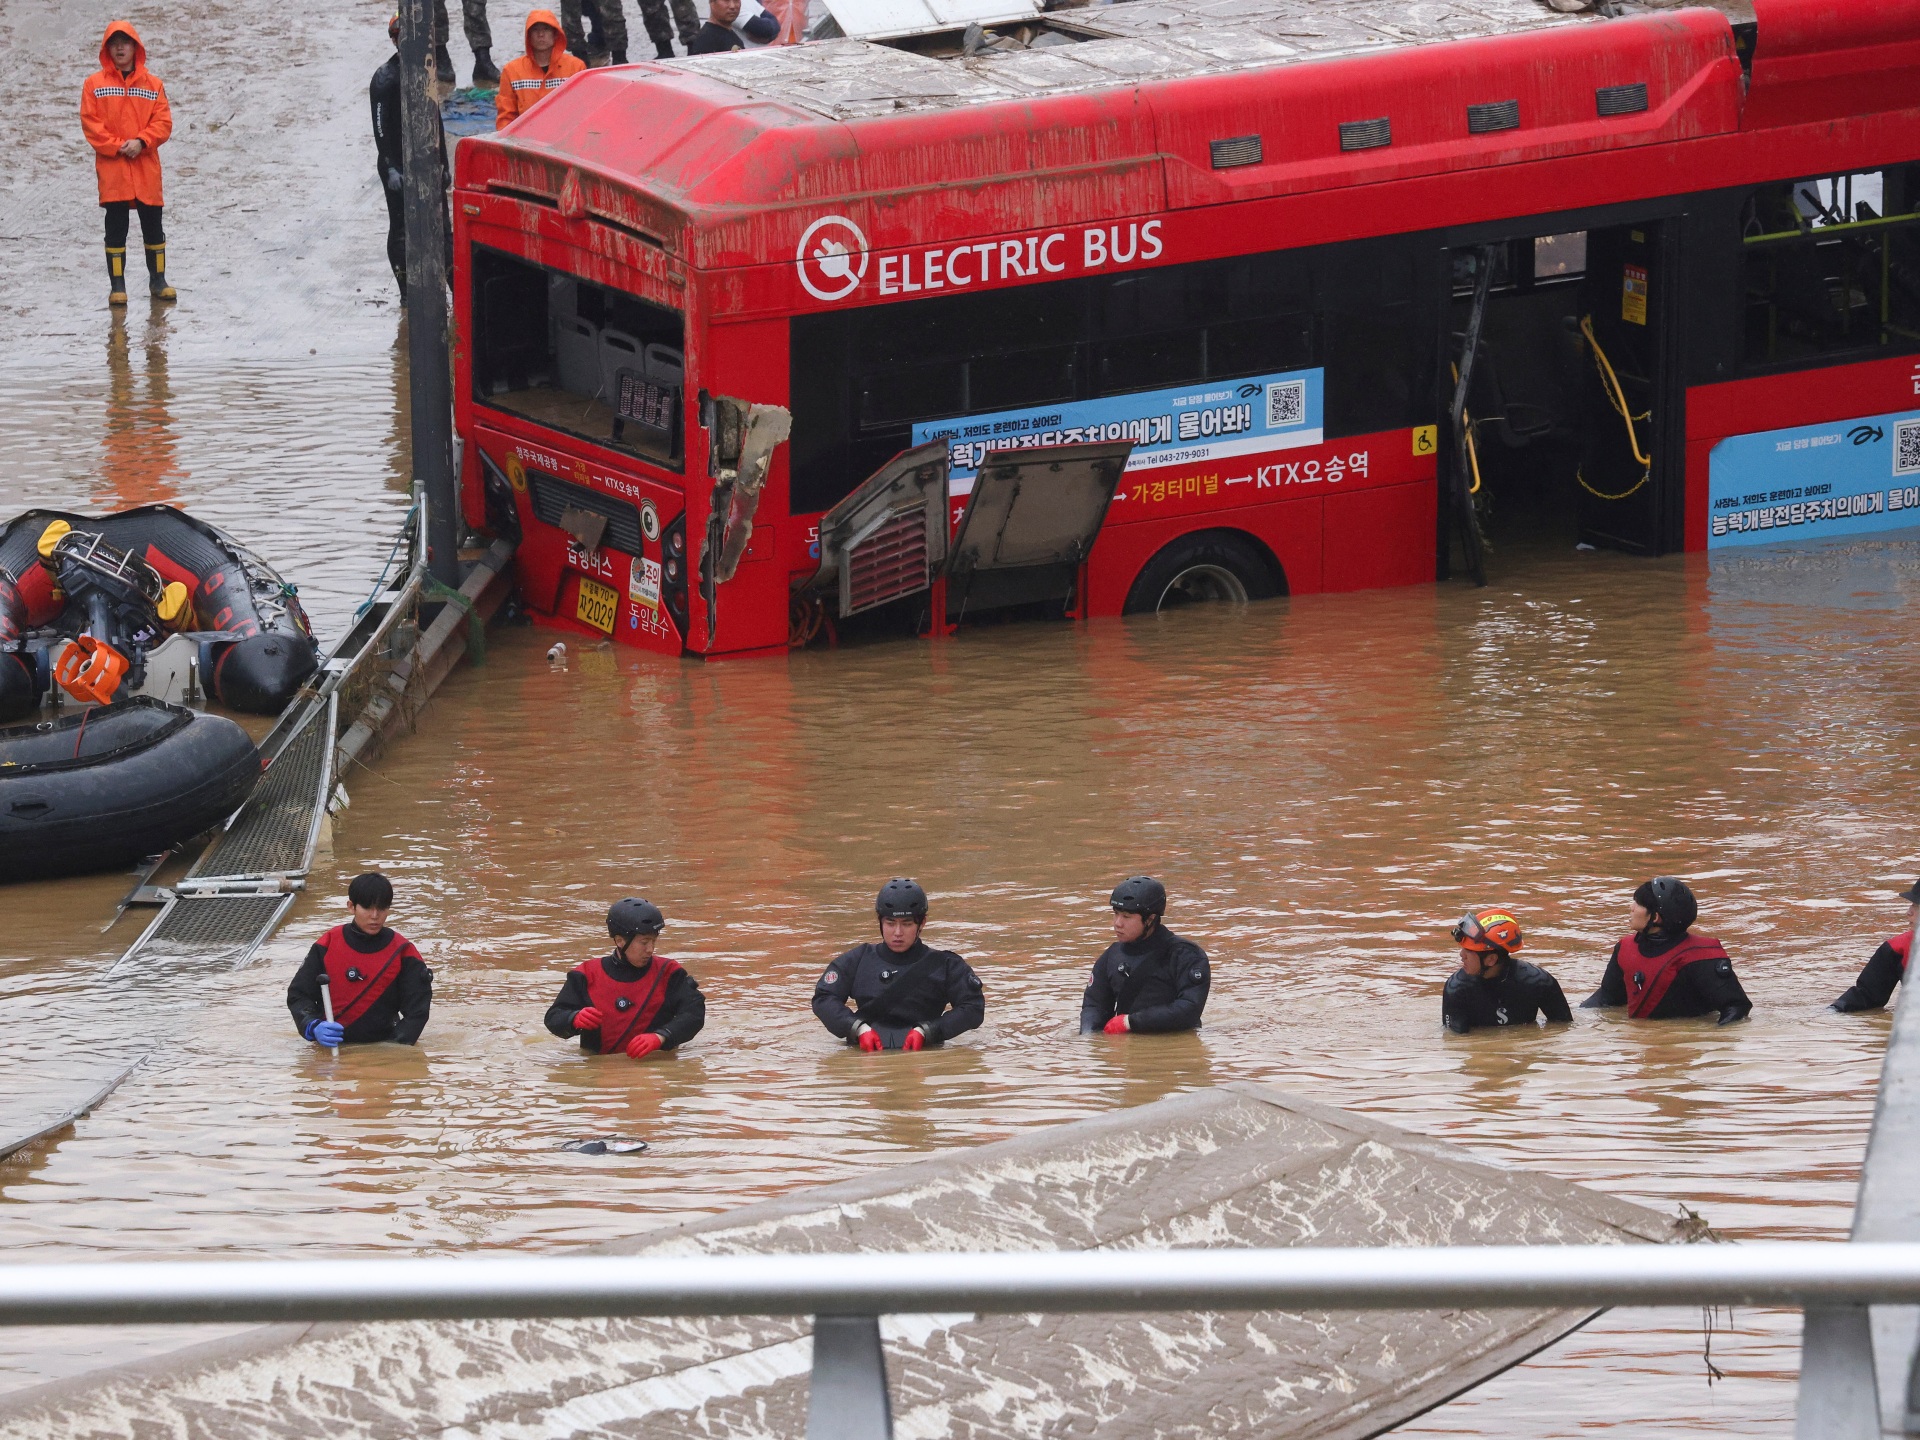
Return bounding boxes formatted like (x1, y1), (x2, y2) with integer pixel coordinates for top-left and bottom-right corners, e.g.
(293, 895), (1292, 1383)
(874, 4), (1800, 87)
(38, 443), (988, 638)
(655, 39), (675, 59)
(470, 46), (499, 85)
(106, 246), (128, 306)
(144, 242), (176, 302)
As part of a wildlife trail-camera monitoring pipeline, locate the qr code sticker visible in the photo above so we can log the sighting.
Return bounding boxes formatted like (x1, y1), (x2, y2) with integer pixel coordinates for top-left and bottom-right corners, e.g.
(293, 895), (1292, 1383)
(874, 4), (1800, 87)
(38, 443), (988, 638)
(1265, 380), (1305, 429)
(1896, 419), (1920, 476)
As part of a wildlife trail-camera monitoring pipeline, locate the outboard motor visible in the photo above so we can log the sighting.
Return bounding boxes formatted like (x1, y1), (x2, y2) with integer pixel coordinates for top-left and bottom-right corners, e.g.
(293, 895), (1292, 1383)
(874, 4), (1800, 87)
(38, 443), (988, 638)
(37, 520), (190, 701)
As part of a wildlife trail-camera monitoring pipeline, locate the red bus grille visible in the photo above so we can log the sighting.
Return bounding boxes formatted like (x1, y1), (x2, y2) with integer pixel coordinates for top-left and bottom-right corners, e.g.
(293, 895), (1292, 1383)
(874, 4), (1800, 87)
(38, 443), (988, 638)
(846, 511), (929, 615)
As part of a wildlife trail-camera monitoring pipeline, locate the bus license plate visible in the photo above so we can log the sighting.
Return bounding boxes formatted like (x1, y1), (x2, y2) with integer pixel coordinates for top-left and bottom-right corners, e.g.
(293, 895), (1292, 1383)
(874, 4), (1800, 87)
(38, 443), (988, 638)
(576, 577), (618, 633)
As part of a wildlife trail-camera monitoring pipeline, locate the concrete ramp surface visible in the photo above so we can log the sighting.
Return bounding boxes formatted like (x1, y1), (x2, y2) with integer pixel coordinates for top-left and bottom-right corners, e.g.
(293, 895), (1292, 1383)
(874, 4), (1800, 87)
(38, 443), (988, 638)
(0, 1084), (1679, 1438)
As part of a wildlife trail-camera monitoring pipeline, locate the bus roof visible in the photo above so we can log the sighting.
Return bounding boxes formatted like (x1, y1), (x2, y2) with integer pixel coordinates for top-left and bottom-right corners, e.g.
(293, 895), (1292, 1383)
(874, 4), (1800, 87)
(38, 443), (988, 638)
(675, 0), (1740, 122)
(459, 0), (1912, 280)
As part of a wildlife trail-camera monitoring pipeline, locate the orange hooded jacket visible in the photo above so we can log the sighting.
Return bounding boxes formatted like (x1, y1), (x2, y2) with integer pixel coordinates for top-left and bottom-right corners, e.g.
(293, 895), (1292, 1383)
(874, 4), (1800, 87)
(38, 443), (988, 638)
(496, 11), (586, 130)
(81, 21), (172, 206)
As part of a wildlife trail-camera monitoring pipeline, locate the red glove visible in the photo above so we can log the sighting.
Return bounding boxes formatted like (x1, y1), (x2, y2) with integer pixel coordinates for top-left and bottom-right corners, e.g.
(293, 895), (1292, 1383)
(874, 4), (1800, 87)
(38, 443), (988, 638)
(573, 1006), (604, 1031)
(902, 1028), (926, 1051)
(857, 1028), (884, 1053)
(1103, 1015), (1130, 1035)
(626, 1032), (663, 1059)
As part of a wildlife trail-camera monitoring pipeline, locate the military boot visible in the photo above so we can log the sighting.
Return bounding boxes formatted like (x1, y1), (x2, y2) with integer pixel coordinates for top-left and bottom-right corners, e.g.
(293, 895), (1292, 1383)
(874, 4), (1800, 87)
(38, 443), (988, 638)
(611, 46), (628, 64)
(434, 44), (455, 82)
(654, 39), (675, 58)
(470, 46), (500, 84)
(105, 246), (129, 306)
(144, 242), (176, 302)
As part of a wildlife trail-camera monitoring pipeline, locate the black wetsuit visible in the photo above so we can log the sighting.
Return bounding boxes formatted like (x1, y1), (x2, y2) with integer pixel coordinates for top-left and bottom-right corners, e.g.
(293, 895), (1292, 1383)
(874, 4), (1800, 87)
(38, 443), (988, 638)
(1833, 937), (1908, 1012)
(545, 952), (707, 1051)
(1079, 927), (1210, 1034)
(812, 940), (985, 1048)
(369, 53), (450, 288)
(286, 926), (434, 1044)
(1442, 960), (1571, 1034)
(1582, 931), (1752, 1023)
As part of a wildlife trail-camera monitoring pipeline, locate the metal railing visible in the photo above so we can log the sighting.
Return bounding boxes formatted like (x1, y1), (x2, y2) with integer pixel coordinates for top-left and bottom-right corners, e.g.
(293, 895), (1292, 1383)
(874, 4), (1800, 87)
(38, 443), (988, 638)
(5, 1242), (1920, 1437)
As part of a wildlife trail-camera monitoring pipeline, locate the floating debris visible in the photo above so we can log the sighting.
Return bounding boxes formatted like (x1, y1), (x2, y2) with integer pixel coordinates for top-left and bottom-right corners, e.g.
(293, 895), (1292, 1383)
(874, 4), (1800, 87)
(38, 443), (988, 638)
(560, 1137), (648, 1155)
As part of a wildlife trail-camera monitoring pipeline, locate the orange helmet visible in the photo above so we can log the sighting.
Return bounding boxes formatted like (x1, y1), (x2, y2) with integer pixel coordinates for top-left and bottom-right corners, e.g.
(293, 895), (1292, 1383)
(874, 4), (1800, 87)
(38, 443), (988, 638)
(1452, 907), (1523, 955)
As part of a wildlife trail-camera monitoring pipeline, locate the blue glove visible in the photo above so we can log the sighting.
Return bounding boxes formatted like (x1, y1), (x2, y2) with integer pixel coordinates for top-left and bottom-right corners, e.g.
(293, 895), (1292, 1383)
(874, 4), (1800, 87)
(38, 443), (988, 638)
(306, 1018), (345, 1046)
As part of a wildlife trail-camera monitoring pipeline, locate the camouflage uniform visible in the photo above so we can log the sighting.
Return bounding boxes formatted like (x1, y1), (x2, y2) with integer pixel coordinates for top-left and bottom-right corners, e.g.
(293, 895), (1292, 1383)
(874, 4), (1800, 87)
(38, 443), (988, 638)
(564, 0), (698, 59)
(432, 0), (494, 56)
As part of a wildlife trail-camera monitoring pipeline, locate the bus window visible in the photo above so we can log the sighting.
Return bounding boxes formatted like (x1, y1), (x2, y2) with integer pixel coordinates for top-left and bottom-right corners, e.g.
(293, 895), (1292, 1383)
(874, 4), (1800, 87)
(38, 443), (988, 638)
(1533, 232), (1588, 280)
(1742, 165), (1920, 368)
(471, 246), (686, 469)
(788, 236), (1430, 515)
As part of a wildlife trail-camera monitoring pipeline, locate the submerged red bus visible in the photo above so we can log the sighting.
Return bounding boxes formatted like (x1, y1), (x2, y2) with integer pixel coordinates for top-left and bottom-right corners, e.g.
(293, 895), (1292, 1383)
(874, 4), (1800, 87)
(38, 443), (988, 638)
(451, 0), (1920, 658)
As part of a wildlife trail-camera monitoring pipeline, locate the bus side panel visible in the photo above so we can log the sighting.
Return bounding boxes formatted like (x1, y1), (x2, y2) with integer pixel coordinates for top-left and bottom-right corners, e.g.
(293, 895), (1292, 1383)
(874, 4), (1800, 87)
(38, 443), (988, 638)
(703, 317), (793, 657)
(1323, 483), (1437, 592)
(1683, 352), (1920, 551)
(1085, 496), (1325, 616)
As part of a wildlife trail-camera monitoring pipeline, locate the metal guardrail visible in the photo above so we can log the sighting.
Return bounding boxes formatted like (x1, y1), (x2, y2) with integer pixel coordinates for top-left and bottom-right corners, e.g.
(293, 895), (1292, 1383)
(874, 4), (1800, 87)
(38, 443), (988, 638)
(7, 1242), (1920, 1438)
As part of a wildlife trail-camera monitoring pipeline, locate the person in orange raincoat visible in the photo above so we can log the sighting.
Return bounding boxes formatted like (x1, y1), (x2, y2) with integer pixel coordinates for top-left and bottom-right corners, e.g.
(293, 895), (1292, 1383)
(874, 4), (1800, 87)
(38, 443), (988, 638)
(496, 10), (586, 129)
(80, 22), (175, 305)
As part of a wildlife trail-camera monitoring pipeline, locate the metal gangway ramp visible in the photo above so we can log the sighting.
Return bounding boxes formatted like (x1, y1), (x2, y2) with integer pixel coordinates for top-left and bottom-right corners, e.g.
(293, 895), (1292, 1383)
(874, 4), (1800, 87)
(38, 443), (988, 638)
(110, 693), (336, 973)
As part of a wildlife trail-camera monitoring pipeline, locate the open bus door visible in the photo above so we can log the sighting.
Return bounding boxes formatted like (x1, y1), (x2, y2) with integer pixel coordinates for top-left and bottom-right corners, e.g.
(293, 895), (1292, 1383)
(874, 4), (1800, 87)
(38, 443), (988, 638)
(1441, 218), (1680, 574)
(1575, 222), (1677, 555)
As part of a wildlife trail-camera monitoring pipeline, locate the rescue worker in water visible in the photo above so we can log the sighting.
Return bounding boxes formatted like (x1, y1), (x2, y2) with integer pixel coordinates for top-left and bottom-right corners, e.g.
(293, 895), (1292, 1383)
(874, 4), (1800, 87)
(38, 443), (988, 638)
(813, 879), (985, 1051)
(1441, 907), (1571, 1035)
(1079, 876), (1210, 1035)
(1831, 879), (1920, 1013)
(287, 873), (434, 1046)
(1581, 877), (1753, 1023)
(546, 898), (706, 1058)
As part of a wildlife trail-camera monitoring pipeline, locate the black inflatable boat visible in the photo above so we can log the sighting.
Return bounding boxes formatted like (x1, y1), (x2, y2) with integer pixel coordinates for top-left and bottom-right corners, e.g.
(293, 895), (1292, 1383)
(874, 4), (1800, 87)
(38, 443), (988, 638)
(0, 697), (261, 882)
(0, 506), (319, 721)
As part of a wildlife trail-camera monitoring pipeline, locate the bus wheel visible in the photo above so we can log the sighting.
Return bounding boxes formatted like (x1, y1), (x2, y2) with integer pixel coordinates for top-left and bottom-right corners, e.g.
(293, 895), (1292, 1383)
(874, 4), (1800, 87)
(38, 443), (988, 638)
(1123, 530), (1283, 615)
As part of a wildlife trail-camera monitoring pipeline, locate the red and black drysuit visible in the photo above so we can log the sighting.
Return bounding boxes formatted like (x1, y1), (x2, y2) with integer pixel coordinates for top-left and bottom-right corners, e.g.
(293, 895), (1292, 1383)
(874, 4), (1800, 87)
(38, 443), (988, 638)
(812, 941), (984, 1049)
(1443, 960), (1571, 1034)
(1079, 928), (1210, 1034)
(286, 925), (434, 1044)
(1833, 932), (1911, 1012)
(1580, 928), (1751, 1023)
(545, 951), (706, 1053)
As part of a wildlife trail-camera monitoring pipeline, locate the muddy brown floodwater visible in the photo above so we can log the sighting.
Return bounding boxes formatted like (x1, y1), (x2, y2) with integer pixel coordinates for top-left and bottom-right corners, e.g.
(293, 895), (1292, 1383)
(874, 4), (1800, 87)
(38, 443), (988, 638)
(4, 2), (1920, 1436)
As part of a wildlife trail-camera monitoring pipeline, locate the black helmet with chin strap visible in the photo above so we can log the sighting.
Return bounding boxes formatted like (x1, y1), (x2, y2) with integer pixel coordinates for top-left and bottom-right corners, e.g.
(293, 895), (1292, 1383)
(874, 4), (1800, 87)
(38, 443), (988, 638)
(875, 877), (928, 921)
(607, 897), (666, 940)
(1110, 875), (1167, 919)
(1641, 876), (1698, 934)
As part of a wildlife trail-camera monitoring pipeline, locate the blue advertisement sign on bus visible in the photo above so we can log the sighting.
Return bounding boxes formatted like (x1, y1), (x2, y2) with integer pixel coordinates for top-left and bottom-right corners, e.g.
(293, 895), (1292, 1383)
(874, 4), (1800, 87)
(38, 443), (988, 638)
(1708, 408), (1920, 548)
(913, 367), (1324, 485)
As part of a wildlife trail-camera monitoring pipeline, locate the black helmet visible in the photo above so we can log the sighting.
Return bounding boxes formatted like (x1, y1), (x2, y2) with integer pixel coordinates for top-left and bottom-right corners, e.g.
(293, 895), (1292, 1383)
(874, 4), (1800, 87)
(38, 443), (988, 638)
(1644, 877), (1697, 934)
(607, 897), (666, 939)
(875, 877), (928, 921)
(1110, 875), (1167, 918)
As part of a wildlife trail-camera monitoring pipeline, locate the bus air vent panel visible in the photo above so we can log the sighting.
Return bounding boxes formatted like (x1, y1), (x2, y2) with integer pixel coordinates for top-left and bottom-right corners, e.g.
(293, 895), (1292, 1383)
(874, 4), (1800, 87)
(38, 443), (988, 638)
(1209, 135), (1262, 169)
(1595, 83), (1648, 117)
(1466, 100), (1520, 134)
(1339, 118), (1392, 151)
(845, 509), (930, 617)
(526, 472), (644, 555)
(815, 439), (949, 620)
